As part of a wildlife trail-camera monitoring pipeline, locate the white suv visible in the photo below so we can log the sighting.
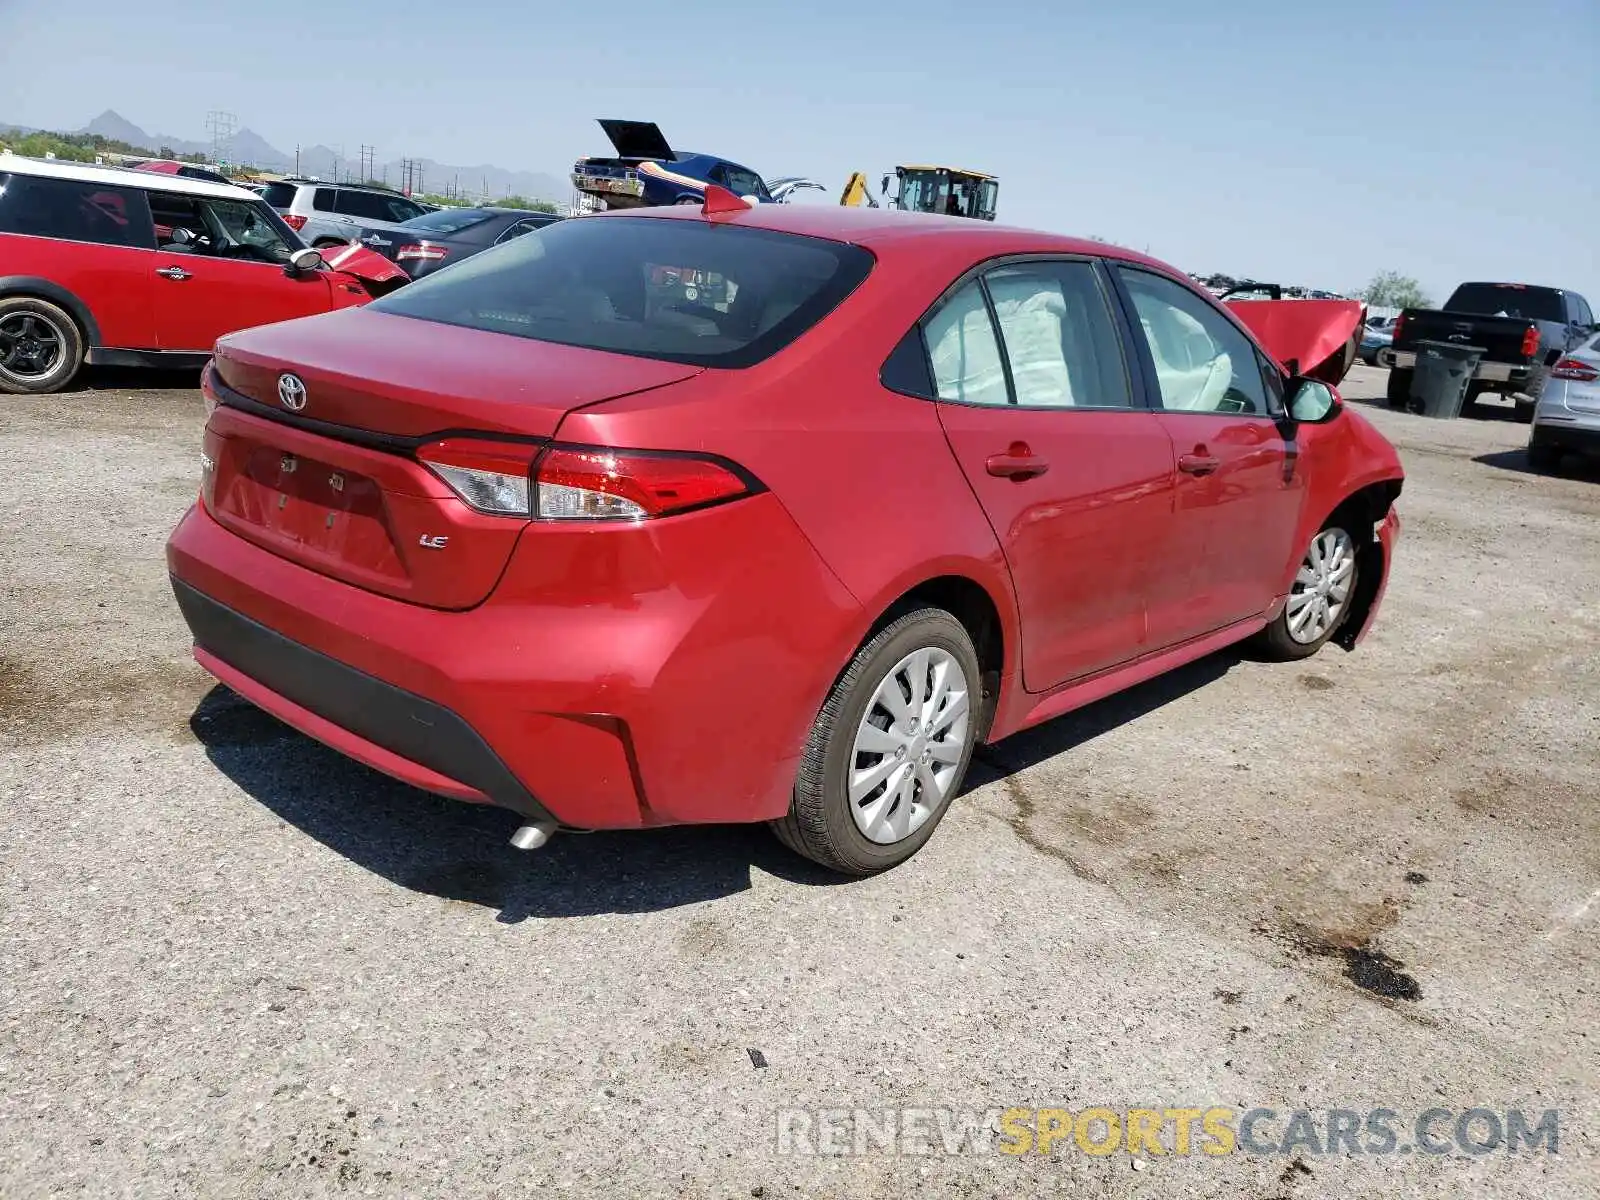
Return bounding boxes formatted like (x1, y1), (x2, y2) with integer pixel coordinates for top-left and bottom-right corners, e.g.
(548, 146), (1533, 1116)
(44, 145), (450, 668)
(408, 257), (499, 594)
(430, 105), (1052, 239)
(260, 179), (428, 248)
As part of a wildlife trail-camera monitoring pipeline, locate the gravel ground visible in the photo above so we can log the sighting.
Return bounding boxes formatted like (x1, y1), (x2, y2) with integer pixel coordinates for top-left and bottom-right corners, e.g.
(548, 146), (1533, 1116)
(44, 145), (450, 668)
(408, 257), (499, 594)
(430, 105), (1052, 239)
(2, 363), (1597, 1199)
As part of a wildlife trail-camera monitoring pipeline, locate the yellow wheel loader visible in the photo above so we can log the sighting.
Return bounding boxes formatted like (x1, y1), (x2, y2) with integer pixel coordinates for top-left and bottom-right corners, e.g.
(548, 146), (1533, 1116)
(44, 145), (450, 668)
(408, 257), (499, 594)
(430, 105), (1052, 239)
(840, 165), (998, 221)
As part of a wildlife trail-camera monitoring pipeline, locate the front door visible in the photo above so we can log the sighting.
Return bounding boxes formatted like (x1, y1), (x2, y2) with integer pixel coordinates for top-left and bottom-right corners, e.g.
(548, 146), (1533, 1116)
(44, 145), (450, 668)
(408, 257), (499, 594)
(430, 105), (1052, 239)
(928, 260), (1175, 691)
(147, 190), (332, 352)
(1111, 266), (1304, 647)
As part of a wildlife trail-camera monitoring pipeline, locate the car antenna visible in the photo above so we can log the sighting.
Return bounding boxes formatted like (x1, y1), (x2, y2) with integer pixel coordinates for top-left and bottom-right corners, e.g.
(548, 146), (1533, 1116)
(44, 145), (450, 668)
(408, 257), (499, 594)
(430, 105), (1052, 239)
(701, 183), (751, 220)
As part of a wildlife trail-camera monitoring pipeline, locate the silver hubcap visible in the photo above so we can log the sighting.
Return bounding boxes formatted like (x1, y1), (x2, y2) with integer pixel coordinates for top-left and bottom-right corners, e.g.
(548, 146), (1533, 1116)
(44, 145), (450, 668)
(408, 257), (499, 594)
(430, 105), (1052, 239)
(1287, 528), (1355, 644)
(849, 647), (970, 844)
(0, 311), (66, 380)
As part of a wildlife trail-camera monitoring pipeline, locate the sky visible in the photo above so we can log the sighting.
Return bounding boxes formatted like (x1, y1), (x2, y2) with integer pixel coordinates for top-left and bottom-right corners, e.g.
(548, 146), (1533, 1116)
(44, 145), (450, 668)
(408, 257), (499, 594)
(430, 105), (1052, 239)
(2, 0), (1595, 303)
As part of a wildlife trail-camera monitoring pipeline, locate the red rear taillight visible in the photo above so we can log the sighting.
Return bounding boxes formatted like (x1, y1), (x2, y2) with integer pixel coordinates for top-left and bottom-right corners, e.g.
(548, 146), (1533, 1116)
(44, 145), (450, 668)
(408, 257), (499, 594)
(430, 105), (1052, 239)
(281, 213), (307, 232)
(415, 441), (758, 522)
(534, 447), (756, 521)
(1521, 325), (1540, 358)
(1551, 357), (1600, 382)
(416, 438), (540, 515)
(1390, 314), (1406, 344)
(397, 243), (450, 262)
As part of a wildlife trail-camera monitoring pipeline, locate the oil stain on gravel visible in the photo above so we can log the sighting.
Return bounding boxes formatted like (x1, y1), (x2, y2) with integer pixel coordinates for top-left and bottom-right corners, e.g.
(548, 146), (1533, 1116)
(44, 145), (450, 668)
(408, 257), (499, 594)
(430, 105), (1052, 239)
(0, 652), (213, 748)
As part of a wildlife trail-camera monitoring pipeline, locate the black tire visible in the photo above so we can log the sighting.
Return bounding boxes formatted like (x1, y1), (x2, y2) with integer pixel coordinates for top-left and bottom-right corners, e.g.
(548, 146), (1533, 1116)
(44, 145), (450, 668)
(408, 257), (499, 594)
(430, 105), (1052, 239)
(674, 195), (701, 206)
(771, 607), (981, 876)
(0, 296), (86, 395)
(1526, 440), (1561, 472)
(1255, 523), (1361, 662)
(1386, 367), (1414, 410)
(312, 238), (348, 249)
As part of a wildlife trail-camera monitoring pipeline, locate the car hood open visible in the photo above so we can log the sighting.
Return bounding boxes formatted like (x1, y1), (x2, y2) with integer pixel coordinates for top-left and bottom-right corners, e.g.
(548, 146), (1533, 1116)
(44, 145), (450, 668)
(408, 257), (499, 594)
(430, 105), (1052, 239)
(1225, 298), (1367, 384)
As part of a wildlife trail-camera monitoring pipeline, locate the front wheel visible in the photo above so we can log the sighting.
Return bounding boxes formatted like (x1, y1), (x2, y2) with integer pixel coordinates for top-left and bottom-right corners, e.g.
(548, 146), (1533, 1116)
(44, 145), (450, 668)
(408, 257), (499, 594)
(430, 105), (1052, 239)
(0, 296), (85, 395)
(1256, 524), (1360, 661)
(772, 608), (980, 875)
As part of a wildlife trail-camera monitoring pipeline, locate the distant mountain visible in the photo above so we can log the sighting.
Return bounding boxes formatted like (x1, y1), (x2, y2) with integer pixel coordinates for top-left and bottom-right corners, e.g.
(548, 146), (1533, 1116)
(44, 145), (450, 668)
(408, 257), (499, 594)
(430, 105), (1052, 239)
(57, 109), (567, 202)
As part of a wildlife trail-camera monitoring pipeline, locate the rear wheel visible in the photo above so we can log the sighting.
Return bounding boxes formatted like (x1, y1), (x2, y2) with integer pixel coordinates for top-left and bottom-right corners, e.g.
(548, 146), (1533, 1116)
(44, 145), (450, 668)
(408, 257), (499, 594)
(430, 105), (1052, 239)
(0, 297), (85, 395)
(1513, 367), (1547, 423)
(1386, 367), (1414, 410)
(772, 608), (980, 875)
(1256, 524), (1360, 661)
(674, 195), (701, 206)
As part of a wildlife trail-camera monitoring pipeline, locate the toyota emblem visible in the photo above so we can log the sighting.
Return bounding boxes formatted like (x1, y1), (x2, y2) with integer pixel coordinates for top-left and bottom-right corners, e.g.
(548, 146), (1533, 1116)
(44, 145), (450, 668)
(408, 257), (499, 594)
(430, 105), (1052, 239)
(277, 373), (308, 412)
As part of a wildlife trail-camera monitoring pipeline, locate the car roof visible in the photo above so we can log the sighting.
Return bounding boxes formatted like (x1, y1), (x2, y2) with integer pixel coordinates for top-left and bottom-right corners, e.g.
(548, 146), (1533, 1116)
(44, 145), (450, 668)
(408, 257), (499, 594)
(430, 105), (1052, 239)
(588, 201), (1175, 272)
(0, 153), (261, 202)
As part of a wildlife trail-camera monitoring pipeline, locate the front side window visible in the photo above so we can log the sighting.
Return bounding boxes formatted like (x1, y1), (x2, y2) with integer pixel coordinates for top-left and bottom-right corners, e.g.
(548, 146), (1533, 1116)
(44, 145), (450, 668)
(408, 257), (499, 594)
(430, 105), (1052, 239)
(148, 193), (293, 263)
(1117, 268), (1269, 415)
(924, 279), (1007, 406)
(0, 174), (152, 248)
(984, 262), (1133, 408)
(370, 215), (873, 369)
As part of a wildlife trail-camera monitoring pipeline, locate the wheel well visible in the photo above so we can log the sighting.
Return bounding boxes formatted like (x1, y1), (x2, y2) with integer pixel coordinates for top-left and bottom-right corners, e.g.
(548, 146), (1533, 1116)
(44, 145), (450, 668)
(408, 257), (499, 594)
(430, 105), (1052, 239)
(874, 575), (1005, 739)
(1325, 480), (1401, 650)
(0, 277), (99, 346)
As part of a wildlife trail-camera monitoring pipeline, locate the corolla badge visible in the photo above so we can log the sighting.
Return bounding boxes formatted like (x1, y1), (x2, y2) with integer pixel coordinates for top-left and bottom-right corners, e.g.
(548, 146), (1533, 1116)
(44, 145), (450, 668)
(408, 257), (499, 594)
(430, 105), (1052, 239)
(277, 373), (308, 412)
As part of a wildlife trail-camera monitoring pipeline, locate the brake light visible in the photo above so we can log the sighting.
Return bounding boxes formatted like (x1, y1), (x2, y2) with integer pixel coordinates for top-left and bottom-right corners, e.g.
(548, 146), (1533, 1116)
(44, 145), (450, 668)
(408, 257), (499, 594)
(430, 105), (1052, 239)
(416, 438), (540, 515)
(416, 441), (758, 521)
(1551, 357), (1599, 382)
(281, 213), (307, 231)
(534, 446), (755, 521)
(1521, 325), (1540, 358)
(397, 243), (450, 262)
(1390, 314), (1405, 344)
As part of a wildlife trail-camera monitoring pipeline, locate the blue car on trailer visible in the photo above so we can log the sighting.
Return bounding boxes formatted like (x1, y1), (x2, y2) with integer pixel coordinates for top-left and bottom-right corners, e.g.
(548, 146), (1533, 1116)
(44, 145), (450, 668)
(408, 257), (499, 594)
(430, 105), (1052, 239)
(571, 120), (818, 210)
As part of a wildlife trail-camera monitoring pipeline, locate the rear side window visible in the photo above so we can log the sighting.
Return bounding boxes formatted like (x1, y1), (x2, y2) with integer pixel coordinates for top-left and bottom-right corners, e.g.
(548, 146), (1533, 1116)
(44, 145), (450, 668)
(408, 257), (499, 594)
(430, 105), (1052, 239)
(312, 188), (337, 212)
(924, 280), (1007, 405)
(260, 182), (299, 209)
(0, 174), (153, 248)
(334, 190), (424, 223)
(370, 216), (874, 368)
(984, 262), (1133, 408)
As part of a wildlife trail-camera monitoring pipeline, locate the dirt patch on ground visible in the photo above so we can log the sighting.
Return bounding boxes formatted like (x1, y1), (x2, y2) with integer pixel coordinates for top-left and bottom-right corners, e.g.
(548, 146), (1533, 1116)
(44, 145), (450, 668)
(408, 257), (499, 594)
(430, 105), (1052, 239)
(0, 650), (213, 749)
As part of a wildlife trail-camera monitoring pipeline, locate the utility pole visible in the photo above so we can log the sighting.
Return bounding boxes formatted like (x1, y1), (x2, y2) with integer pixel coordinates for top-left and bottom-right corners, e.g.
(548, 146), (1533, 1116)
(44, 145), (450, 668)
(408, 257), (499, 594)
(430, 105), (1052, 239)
(294, 144), (301, 175)
(359, 144), (374, 184)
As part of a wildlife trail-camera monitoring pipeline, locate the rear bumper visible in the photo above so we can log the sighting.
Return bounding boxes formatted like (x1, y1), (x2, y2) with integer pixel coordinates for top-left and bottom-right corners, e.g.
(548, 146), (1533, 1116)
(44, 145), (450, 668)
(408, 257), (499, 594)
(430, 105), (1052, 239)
(1531, 419), (1600, 455)
(1377, 348), (1520, 383)
(166, 496), (861, 831)
(173, 577), (555, 821)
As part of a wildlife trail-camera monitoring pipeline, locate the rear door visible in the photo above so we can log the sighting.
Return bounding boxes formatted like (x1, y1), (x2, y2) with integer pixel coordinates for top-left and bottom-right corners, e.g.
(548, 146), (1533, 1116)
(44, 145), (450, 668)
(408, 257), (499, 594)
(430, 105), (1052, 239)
(147, 191), (334, 351)
(928, 258), (1175, 691)
(1110, 265), (1302, 647)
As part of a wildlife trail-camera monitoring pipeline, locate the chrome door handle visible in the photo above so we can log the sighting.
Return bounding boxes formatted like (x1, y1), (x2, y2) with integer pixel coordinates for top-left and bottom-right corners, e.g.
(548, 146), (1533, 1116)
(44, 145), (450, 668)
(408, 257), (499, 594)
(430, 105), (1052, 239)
(157, 266), (191, 281)
(1178, 453), (1220, 476)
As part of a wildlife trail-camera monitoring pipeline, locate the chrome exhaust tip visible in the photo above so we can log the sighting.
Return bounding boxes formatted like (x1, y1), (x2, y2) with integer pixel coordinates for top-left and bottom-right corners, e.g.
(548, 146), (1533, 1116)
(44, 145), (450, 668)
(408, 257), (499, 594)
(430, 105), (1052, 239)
(509, 821), (557, 851)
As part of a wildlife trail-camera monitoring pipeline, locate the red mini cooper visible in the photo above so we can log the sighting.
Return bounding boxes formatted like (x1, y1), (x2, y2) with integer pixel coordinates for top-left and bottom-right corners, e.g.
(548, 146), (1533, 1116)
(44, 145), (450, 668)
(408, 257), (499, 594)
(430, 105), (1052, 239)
(0, 155), (405, 394)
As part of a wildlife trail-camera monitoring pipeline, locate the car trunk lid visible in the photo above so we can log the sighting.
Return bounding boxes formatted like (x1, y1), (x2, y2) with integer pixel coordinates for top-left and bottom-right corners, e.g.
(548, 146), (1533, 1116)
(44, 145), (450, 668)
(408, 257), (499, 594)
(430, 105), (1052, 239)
(597, 118), (675, 161)
(203, 308), (703, 608)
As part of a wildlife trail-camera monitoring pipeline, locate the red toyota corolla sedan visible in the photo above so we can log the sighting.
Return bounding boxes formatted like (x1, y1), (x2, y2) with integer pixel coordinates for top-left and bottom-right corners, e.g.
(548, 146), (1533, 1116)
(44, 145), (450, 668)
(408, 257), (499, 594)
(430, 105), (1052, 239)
(166, 195), (1403, 875)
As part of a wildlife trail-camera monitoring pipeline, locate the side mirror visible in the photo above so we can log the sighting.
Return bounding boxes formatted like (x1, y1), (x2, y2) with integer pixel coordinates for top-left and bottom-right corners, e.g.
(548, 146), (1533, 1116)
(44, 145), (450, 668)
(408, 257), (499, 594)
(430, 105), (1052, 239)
(286, 246), (324, 276)
(1287, 378), (1340, 424)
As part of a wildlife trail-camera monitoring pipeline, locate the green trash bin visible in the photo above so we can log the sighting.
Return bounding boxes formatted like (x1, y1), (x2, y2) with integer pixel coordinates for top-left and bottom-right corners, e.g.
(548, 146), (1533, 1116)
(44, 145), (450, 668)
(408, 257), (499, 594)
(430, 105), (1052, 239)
(1409, 340), (1483, 419)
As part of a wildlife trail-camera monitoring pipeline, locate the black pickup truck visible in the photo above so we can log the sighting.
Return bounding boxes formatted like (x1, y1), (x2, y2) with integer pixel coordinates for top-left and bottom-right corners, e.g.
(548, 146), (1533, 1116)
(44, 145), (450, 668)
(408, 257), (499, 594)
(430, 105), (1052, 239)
(1380, 282), (1596, 418)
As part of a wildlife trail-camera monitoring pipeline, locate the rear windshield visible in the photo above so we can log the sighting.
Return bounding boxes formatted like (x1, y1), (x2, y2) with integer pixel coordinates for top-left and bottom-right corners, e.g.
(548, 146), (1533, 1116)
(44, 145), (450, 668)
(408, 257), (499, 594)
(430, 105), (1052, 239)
(400, 208), (494, 235)
(1445, 283), (1565, 323)
(369, 215), (874, 368)
(259, 182), (299, 209)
